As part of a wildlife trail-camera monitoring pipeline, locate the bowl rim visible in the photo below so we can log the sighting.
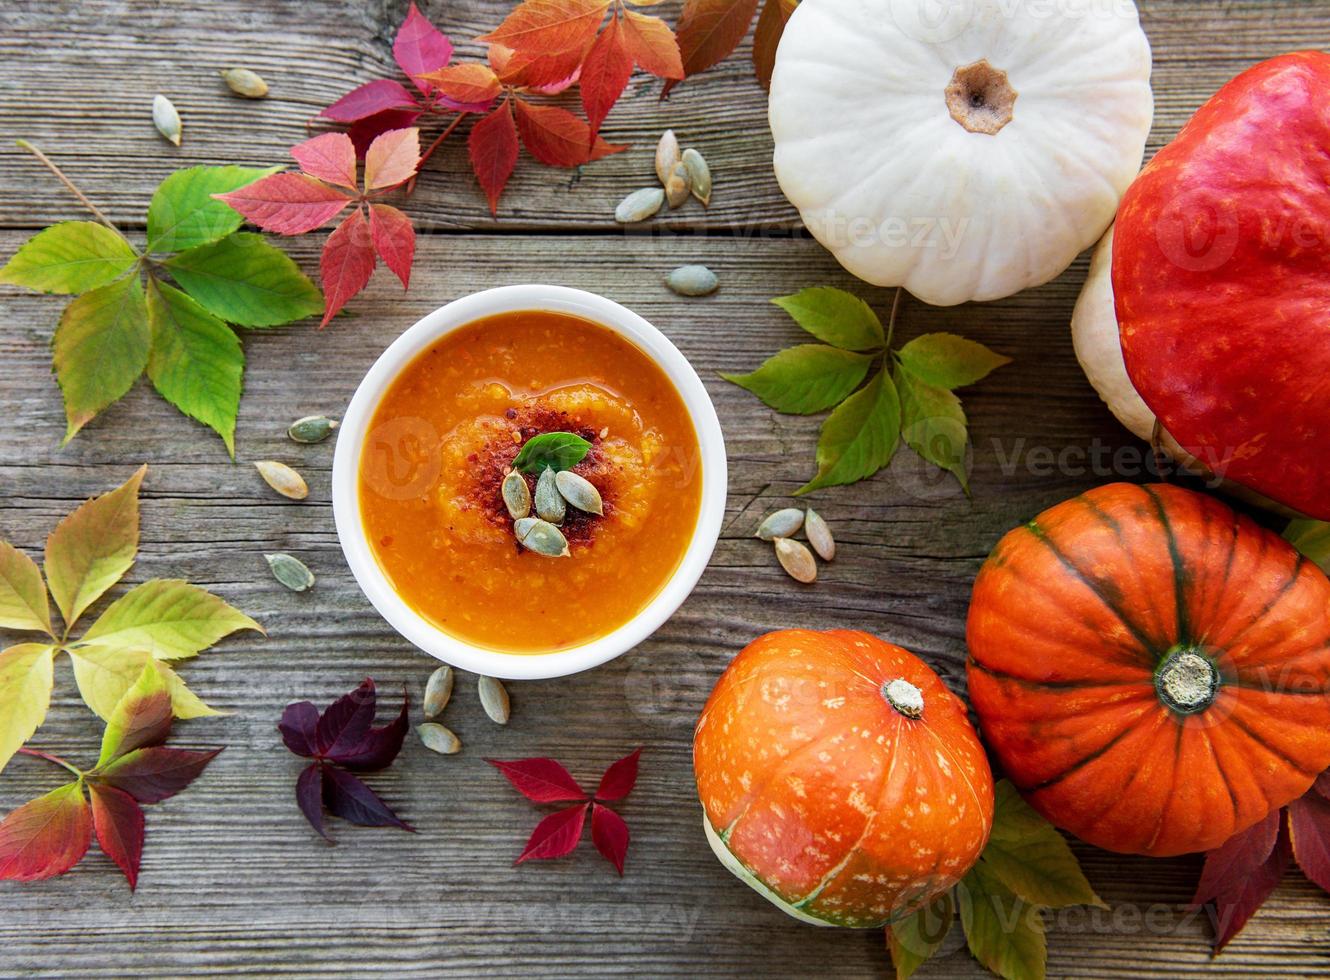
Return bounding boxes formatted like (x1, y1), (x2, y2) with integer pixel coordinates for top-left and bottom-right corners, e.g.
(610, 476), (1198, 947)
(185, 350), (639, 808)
(331, 284), (728, 680)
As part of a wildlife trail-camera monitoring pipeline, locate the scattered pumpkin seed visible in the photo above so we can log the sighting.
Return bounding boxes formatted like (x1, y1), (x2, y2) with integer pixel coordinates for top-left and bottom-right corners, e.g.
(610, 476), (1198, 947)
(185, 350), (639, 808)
(615, 187), (665, 224)
(265, 552), (315, 592)
(757, 508), (804, 540)
(287, 415), (338, 444)
(655, 129), (680, 186)
(535, 467), (566, 524)
(424, 665), (455, 718)
(478, 675), (511, 725)
(254, 460), (308, 500)
(514, 516), (571, 557)
(682, 148), (711, 207)
(774, 537), (817, 584)
(152, 94), (182, 146)
(555, 470), (603, 515)
(502, 469), (532, 520)
(805, 508), (836, 561)
(665, 264), (719, 297)
(665, 160), (691, 208)
(417, 722), (461, 754)
(220, 67), (269, 99)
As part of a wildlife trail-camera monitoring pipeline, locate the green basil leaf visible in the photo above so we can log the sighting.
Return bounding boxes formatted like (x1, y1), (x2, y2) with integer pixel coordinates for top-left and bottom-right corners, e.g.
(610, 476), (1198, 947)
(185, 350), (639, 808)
(53, 276), (150, 444)
(512, 432), (591, 474)
(888, 890), (954, 980)
(981, 781), (1104, 910)
(146, 165), (280, 253)
(959, 861), (1047, 980)
(1285, 519), (1330, 574)
(797, 369), (900, 495)
(897, 368), (970, 492)
(0, 222), (137, 295)
(723, 344), (873, 415)
(165, 232), (322, 328)
(772, 286), (884, 351)
(897, 332), (1011, 389)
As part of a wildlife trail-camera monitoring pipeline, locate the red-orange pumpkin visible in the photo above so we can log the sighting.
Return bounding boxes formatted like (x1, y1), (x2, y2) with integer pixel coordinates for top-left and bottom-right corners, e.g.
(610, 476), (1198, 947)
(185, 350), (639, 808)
(694, 629), (994, 928)
(967, 483), (1330, 857)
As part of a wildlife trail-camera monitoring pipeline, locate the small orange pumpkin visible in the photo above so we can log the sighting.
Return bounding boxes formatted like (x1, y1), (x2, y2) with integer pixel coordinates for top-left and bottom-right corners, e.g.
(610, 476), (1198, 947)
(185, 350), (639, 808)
(967, 483), (1330, 857)
(694, 629), (994, 928)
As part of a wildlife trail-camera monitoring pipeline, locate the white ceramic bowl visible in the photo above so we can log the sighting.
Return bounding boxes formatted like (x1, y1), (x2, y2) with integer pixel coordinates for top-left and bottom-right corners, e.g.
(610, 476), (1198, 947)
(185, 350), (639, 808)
(332, 285), (728, 680)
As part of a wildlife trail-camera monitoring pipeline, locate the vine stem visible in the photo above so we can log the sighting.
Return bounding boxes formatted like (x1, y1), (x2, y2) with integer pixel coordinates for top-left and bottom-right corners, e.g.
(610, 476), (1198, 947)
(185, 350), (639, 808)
(884, 286), (904, 349)
(16, 139), (123, 236)
(406, 112), (467, 196)
(17, 747), (82, 778)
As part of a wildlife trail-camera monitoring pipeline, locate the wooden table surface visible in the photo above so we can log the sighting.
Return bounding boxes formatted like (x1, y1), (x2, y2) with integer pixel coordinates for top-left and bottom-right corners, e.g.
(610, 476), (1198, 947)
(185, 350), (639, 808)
(2, 1), (1328, 976)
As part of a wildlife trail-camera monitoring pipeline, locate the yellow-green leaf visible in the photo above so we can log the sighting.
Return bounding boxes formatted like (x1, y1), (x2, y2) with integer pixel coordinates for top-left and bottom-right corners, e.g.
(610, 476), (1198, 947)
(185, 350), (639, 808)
(0, 644), (57, 775)
(0, 541), (52, 635)
(0, 221), (137, 295)
(81, 578), (262, 662)
(897, 333), (1011, 390)
(982, 781), (1104, 910)
(888, 890), (954, 980)
(897, 368), (970, 492)
(44, 465), (146, 631)
(796, 369), (900, 495)
(722, 344), (873, 415)
(771, 287), (884, 351)
(52, 275), (151, 444)
(164, 232), (323, 328)
(146, 278), (245, 455)
(146, 165), (279, 254)
(960, 862), (1046, 980)
(67, 644), (220, 720)
(97, 660), (172, 767)
(1285, 519), (1330, 574)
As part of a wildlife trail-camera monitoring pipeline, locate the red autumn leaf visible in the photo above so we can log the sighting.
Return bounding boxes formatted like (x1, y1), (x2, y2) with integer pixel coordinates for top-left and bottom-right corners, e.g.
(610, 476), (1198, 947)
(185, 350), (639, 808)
(348, 108), (424, 158)
(363, 127), (421, 191)
(88, 783), (144, 890)
(278, 701), (321, 758)
(478, 0), (609, 57)
(334, 682), (410, 769)
(96, 747), (222, 804)
(0, 783), (92, 882)
(319, 209), (377, 327)
(322, 764), (413, 832)
(492, 40), (591, 94)
(214, 173), (351, 236)
(595, 747), (641, 801)
(322, 78), (421, 123)
(489, 757), (586, 802)
(752, 0), (796, 91)
(394, 1), (454, 93)
(417, 63), (503, 108)
(1289, 791), (1330, 893)
(1315, 771), (1330, 799)
(515, 803), (589, 864)
(580, 14), (635, 138)
(290, 132), (359, 190)
(1193, 809), (1292, 951)
(664, 0), (760, 95)
(619, 10), (684, 80)
(590, 802), (630, 874)
(513, 99), (626, 167)
(296, 763), (327, 840)
(469, 100), (521, 215)
(314, 676), (377, 757)
(99, 687), (172, 765)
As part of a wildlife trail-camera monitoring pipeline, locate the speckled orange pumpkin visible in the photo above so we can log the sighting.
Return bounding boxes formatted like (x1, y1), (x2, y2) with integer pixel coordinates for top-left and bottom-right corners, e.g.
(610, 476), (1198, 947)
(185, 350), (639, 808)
(693, 629), (994, 928)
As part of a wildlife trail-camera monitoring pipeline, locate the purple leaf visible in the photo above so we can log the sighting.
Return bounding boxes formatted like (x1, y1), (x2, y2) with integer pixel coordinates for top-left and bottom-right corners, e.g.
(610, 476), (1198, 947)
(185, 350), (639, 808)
(336, 689), (409, 771)
(1314, 770), (1330, 801)
(322, 79), (420, 123)
(297, 763), (328, 840)
(278, 701), (320, 757)
(1289, 791), (1330, 893)
(515, 804), (588, 864)
(394, 1), (454, 93)
(590, 803), (629, 875)
(322, 765), (413, 832)
(595, 748), (641, 802)
(315, 678), (376, 759)
(1194, 810), (1292, 950)
(349, 108), (424, 158)
(96, 747), (222, 804)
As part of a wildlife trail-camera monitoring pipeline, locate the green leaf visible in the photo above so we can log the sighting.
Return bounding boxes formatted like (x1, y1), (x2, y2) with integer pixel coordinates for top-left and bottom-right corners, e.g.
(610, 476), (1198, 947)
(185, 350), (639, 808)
(146, 278), (244, 455)
(52, 276), (151, 443)
(67, 645), (220, 721)
(772, 286), (884, 351)
(897, 333), (1011, 389)
(146, 165), (279, 253)
(0, 222), (138, 295)
(982, 781), (1104, 910)
(512, 432), (592, 473)
(888, 890), (954, 980)
(960, 861), (1046, 980)
(97, 660), (171, 767)
(0, 541), (52, 635)
(44, 465), (146, 631)
(164, 232), (322, 327)
(0, 644), (57, 776)
(1285, 519), (1330, 574)
(797, 369), (901, 495)
(81, 579), (262, 662)
(723, 345), (873, 415)
(897, 368), (971, 492)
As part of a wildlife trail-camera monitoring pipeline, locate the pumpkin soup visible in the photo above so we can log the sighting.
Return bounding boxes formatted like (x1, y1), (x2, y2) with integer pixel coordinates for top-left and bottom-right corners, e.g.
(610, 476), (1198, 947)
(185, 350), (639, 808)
(358, 309), (703, 653)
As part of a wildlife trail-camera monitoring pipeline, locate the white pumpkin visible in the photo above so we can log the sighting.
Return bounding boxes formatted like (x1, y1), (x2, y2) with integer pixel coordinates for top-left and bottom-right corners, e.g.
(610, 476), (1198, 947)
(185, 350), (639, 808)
(768, 0), (1155, 307)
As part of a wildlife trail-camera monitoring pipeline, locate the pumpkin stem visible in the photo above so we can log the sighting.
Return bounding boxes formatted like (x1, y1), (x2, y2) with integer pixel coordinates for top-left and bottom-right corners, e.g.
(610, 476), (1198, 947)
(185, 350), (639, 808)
(882, 678), (924, 719)
(1155, 648), (1220, 714)
(945, 60), (1017, 136)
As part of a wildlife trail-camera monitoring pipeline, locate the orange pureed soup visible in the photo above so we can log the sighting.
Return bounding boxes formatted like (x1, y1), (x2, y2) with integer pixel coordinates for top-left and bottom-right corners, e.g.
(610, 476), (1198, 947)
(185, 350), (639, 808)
(359, 309), (703, 653)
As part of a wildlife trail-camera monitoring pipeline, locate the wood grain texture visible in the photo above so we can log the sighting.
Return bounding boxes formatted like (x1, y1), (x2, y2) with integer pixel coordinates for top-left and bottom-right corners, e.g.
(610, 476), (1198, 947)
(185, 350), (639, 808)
(2, 0), (1330, 976)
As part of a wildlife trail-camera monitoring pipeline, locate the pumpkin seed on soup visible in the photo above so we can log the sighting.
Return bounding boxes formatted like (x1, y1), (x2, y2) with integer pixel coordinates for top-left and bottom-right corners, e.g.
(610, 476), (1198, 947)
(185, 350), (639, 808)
(514, 517), (570, 557)
(534, 467), (566, 523)
(555, 470), (603, 515)
(502, 469), (532, 520)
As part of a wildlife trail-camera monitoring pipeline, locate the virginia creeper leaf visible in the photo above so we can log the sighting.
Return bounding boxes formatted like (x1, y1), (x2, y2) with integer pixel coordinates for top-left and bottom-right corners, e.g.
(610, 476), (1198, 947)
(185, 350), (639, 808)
(289, 133), (359, 191)
(97, 746), (221, 804)
(772, 286), (884, 351)
(322, 764), (413, 831)
(394, 2), (454, 92)
(81, 578), (261, 664)
(416, 63), (502, 108)
(590, 802), (629, 874)
(896, 368), (970, 492)
(0, 541), (52, 634)
(1285, 520), (1330, 574)
(513, 99), (627, 167)
(488, 757), (586, 802)
(960, 861), (1047, 980)
(348, 109), (424, 157)
(1192, 810), (1290, 951)
(0, 222), (137, 295)
(318, 209), (377, 328)
(887, 890), (954, 980)
(335, 693), (409, 772)
(166, 232), (323, 328)
(722, 345), (872, 416)
(322, 79), (420, 123)
(146, 165), (280, 253)
(1289, 791), (1330, 893)
(363, 127), (421, 191)
(897, 333), (1012, 390)
(595, 747), (641, 801)
(581, 14), (635, 137)
(0, 644), (57, 776)
(44, 464), (145, 630)
(982, 781), (1104, 909)
(0, 782), (91, 882)
(279, 701), (321, 758)
(665, 0), (759, 94)
(752, 0), (796, 90)
(469, 100), (520, 215)
(88, 782), (144, 889)
(477, 0), (610, 57)
(68, 645), (220, 721)
(213, 172), (351, 235)
(619, 10), (684, 78)
(369, 204), (415, 289)
(145, 279), (245, 455)
(296, 763), (327, 839)
(516, 803), (588, 864)
(96, 660), (172, 767)
(52, 276), (151, 444)
(314, 678), (377, 759)
(798, 369), (901, 495)
(492, 40), (590, 92)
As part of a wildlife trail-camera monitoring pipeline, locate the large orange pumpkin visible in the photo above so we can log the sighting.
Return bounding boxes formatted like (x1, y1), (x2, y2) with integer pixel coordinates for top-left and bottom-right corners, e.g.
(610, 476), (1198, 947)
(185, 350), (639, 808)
(967, 483), (1330, 857)
(694, 629), (994, 928)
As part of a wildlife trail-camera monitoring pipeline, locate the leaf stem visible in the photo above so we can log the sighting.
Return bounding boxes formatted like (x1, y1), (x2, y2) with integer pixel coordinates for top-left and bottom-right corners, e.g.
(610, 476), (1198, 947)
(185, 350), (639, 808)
(408, 113), (468, 195)
(16, 139), (126, 240)
(884, 286), (904, 350)
(17, 746), (83, 778)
